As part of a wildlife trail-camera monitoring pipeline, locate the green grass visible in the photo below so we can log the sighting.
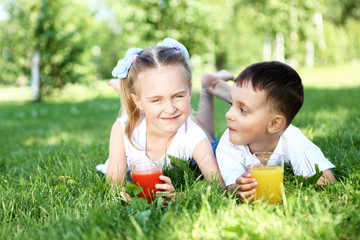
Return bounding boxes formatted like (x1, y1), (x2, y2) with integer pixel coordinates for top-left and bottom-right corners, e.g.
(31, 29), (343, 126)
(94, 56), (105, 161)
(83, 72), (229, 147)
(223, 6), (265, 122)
(1, 63), (360, 239)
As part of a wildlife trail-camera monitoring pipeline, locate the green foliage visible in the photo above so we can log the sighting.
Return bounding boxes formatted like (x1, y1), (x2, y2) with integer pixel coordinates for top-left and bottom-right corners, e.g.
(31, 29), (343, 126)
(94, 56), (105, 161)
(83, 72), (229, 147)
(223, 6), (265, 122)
(162, 155), (203, 190)
(2, 0), (360, 92)
(284, 163), (323, 187)
(0, 0), (96, 97)
(324, 0), (360, 25)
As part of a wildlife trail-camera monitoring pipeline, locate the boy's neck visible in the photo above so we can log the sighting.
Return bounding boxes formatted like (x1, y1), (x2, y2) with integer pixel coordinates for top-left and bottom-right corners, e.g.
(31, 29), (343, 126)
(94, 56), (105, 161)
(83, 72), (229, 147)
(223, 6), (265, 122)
(247, 132), (282, 154)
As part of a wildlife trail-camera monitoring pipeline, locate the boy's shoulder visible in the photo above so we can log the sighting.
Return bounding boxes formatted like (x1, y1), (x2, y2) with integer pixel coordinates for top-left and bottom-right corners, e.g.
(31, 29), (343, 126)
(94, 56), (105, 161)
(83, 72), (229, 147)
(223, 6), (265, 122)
(280, 124), (335, 175)
(282, 124), (316, 149)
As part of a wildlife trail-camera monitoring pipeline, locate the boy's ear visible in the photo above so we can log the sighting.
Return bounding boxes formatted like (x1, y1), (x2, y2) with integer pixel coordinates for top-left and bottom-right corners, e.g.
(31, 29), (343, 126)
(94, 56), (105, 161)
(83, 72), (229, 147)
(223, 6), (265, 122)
(268, 115), (287, 133)
(130, 93), (143, 111)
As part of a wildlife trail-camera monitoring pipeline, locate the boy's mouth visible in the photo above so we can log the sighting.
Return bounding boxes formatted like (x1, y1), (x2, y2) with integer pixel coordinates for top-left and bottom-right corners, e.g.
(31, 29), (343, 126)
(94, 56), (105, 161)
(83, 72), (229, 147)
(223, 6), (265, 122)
(228, 126), (236, 132)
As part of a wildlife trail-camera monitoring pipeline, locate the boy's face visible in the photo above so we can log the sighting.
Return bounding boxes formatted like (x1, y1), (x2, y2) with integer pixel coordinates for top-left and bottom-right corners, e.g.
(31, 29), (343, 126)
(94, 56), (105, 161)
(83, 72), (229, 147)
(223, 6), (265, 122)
(225, 82), (277, 147)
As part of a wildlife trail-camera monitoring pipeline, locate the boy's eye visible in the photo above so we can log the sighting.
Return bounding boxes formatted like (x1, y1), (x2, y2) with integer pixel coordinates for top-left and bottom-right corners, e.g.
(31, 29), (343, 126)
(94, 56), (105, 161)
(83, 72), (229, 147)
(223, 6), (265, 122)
(240, 108), (248, 113)
(175, 94), (184, 98)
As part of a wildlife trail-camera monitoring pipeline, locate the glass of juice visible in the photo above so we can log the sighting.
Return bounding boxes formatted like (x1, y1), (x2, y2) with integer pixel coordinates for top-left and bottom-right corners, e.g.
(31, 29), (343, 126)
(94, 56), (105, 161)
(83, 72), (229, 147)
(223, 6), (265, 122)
(131, 159), (164, 202)
(250, 152), (285, 204)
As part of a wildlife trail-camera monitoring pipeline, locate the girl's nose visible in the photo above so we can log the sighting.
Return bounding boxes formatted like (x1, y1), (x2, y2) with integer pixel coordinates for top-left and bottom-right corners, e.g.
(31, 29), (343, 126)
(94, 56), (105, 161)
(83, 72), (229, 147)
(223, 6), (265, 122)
(164, 100), (177, 113)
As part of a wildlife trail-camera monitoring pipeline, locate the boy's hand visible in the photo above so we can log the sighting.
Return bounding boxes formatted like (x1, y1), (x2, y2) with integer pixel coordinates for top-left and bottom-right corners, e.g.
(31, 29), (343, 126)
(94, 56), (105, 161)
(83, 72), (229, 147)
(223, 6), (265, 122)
(155, 175), (176, 199)
(227, 172), (257, 202)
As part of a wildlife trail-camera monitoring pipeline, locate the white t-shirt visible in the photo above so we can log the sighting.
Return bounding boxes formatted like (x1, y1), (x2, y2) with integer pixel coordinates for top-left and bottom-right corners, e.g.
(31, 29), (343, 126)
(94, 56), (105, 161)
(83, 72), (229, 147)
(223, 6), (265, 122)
(96, 115), (208, 174)
(216, 124), (336, 186)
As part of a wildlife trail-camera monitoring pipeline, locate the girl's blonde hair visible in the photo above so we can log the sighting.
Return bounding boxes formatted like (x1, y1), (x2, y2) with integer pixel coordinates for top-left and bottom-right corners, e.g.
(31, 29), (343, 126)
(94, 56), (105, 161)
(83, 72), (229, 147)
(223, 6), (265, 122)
(120, 46), (192, 147)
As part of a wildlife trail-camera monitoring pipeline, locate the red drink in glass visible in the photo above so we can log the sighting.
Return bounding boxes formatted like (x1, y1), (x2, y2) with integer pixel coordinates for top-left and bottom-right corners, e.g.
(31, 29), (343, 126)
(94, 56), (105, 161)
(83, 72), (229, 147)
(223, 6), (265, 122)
(131, 159), (164, 202)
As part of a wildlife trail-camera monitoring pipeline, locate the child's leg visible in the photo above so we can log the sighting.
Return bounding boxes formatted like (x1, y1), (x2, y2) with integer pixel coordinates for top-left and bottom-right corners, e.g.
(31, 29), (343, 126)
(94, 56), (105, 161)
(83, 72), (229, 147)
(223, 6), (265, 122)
(108, 78), (121, 95)
(195, 70), (233, 140)
(208, 79), (232, 104)
(108, 78), (126, 116)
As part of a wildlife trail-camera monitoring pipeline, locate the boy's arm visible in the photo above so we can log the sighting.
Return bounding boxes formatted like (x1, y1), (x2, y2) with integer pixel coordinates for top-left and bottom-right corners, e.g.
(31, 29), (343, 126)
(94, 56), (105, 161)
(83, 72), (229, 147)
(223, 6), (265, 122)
(284, 125), (336, 184)
(307, 169), (336, 185)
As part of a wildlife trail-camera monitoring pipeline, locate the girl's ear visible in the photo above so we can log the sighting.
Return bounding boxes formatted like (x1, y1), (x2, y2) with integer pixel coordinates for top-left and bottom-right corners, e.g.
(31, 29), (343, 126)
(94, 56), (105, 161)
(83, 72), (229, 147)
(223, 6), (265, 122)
(268, 115), (286, 133)
(130, 93), (143, 111)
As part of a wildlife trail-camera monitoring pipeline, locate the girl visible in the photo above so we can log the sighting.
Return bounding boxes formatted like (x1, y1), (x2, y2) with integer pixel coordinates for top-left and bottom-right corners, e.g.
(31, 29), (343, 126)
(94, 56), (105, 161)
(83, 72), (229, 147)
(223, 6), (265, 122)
(98, 38), (223, 196)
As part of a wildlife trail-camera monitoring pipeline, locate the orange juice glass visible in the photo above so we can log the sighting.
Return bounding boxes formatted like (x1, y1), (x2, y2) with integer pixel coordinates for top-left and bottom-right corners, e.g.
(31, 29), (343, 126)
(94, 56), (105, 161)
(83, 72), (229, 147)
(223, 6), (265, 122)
(251, 152), (285, 204)
(131, 159), (164, 202)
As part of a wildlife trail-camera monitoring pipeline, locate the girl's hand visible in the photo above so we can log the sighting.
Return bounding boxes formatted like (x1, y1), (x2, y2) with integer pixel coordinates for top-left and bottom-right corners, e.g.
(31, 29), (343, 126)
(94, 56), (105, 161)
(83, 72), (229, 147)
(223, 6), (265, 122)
(155, 175), (176, 199)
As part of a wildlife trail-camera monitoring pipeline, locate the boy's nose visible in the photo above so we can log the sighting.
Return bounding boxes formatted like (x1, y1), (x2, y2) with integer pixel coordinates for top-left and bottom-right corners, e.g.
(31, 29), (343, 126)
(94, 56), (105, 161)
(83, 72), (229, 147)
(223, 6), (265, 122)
(225, 107), (233, 121)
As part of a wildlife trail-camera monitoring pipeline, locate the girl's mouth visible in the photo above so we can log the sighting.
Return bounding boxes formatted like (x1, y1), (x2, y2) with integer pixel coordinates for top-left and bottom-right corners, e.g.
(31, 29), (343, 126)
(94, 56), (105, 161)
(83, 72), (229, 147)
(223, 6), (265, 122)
(162, 115), (180, 121)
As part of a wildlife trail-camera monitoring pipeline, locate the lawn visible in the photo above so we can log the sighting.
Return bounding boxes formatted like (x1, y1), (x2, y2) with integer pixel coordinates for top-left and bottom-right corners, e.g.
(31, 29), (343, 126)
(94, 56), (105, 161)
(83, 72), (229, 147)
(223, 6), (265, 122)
(0, 62), (359, 239)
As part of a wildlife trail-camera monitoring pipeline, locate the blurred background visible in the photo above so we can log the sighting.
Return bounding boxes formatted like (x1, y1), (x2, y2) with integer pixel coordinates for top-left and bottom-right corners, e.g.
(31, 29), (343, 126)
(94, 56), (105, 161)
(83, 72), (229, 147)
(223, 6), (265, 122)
(1, 0), (359, 102)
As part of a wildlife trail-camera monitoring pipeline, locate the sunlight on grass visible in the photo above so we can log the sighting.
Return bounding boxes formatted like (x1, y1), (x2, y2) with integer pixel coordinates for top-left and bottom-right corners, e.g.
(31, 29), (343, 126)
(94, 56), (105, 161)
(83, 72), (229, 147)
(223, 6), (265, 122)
(1, 62), (359, 104)
(0, 86), (32, 102)
(23, 131), (96, 148)
(0, 80), (118, 103)
(24, 133), (71, 147)
(48, 81), (118, 102)
(301, 108), (349, 139)
(299, 62), (360, 88)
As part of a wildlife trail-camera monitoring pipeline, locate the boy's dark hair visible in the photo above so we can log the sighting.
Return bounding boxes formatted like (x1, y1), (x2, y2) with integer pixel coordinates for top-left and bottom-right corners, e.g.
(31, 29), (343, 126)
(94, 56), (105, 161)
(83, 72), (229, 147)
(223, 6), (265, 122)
(234, 61), (304, 126)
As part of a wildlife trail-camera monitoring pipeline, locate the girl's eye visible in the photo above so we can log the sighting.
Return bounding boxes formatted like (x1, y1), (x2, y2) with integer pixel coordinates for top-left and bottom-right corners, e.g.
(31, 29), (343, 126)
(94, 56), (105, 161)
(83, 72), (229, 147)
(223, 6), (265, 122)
(152, 99), (160, 103)
(175, 95), (184, 98)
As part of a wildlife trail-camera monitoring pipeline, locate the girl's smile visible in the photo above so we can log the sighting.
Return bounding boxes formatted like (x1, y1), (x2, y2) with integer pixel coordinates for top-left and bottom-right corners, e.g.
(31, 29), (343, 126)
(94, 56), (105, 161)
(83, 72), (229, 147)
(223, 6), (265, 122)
(161, 115), (180, 121)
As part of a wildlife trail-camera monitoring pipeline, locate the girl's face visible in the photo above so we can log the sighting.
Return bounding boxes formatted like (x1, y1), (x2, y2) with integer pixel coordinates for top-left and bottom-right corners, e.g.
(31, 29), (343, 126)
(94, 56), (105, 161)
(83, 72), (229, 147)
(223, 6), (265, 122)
(133, 65), (191, 137)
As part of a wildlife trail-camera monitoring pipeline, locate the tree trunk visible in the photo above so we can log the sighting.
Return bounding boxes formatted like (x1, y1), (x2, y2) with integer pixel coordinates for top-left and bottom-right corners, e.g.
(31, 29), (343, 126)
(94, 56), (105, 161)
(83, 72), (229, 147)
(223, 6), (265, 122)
(215, 51), (226, 71)
(305, 40), (315, 68)
(263, 39), (272, 61)
(31, 49), (41, 102)
(288, 31), (299, 69)
(274, 33), (285, 63)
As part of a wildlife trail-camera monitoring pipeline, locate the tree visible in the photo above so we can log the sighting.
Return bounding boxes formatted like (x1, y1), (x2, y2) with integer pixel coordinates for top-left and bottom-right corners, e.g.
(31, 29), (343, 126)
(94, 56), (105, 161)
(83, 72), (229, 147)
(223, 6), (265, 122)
(100, 0), (233, 72)
(1, 0), (95, 101)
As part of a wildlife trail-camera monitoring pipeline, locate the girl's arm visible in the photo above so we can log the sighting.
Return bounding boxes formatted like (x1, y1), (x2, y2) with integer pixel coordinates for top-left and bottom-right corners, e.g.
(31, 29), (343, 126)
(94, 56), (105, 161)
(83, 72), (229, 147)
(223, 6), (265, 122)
(192, 139), (224, 186)
(106, 120), (127, 186)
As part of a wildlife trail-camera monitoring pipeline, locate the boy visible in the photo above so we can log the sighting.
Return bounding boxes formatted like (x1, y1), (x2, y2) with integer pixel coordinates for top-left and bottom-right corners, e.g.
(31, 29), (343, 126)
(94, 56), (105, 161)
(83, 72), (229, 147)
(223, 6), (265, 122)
(199, 61), (336, 201)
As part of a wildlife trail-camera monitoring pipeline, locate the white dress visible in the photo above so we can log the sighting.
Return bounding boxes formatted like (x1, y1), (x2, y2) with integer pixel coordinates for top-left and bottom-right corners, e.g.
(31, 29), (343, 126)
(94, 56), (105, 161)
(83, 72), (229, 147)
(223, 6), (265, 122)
(96, 115), (208, 175)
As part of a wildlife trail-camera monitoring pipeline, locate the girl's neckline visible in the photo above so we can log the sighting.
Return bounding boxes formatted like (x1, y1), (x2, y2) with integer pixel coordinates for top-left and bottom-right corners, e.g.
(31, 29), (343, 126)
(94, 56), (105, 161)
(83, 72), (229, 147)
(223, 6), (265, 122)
(144, 118), (178, 161)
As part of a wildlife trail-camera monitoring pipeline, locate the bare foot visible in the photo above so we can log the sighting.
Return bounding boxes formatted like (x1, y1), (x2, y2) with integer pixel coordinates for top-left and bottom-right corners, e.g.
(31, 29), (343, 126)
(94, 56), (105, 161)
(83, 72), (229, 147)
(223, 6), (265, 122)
(201, 70), (234, 92)
(208, 79), (232, 103)
(214, 70), (234, 81)
(107, 78), (121, 96)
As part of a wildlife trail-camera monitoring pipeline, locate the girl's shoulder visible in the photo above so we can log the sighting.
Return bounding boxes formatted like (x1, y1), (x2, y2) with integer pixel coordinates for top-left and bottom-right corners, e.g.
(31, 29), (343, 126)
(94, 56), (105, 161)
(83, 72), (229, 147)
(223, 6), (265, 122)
(181, 117), (207, 138)
(116, 115), (128, 125)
